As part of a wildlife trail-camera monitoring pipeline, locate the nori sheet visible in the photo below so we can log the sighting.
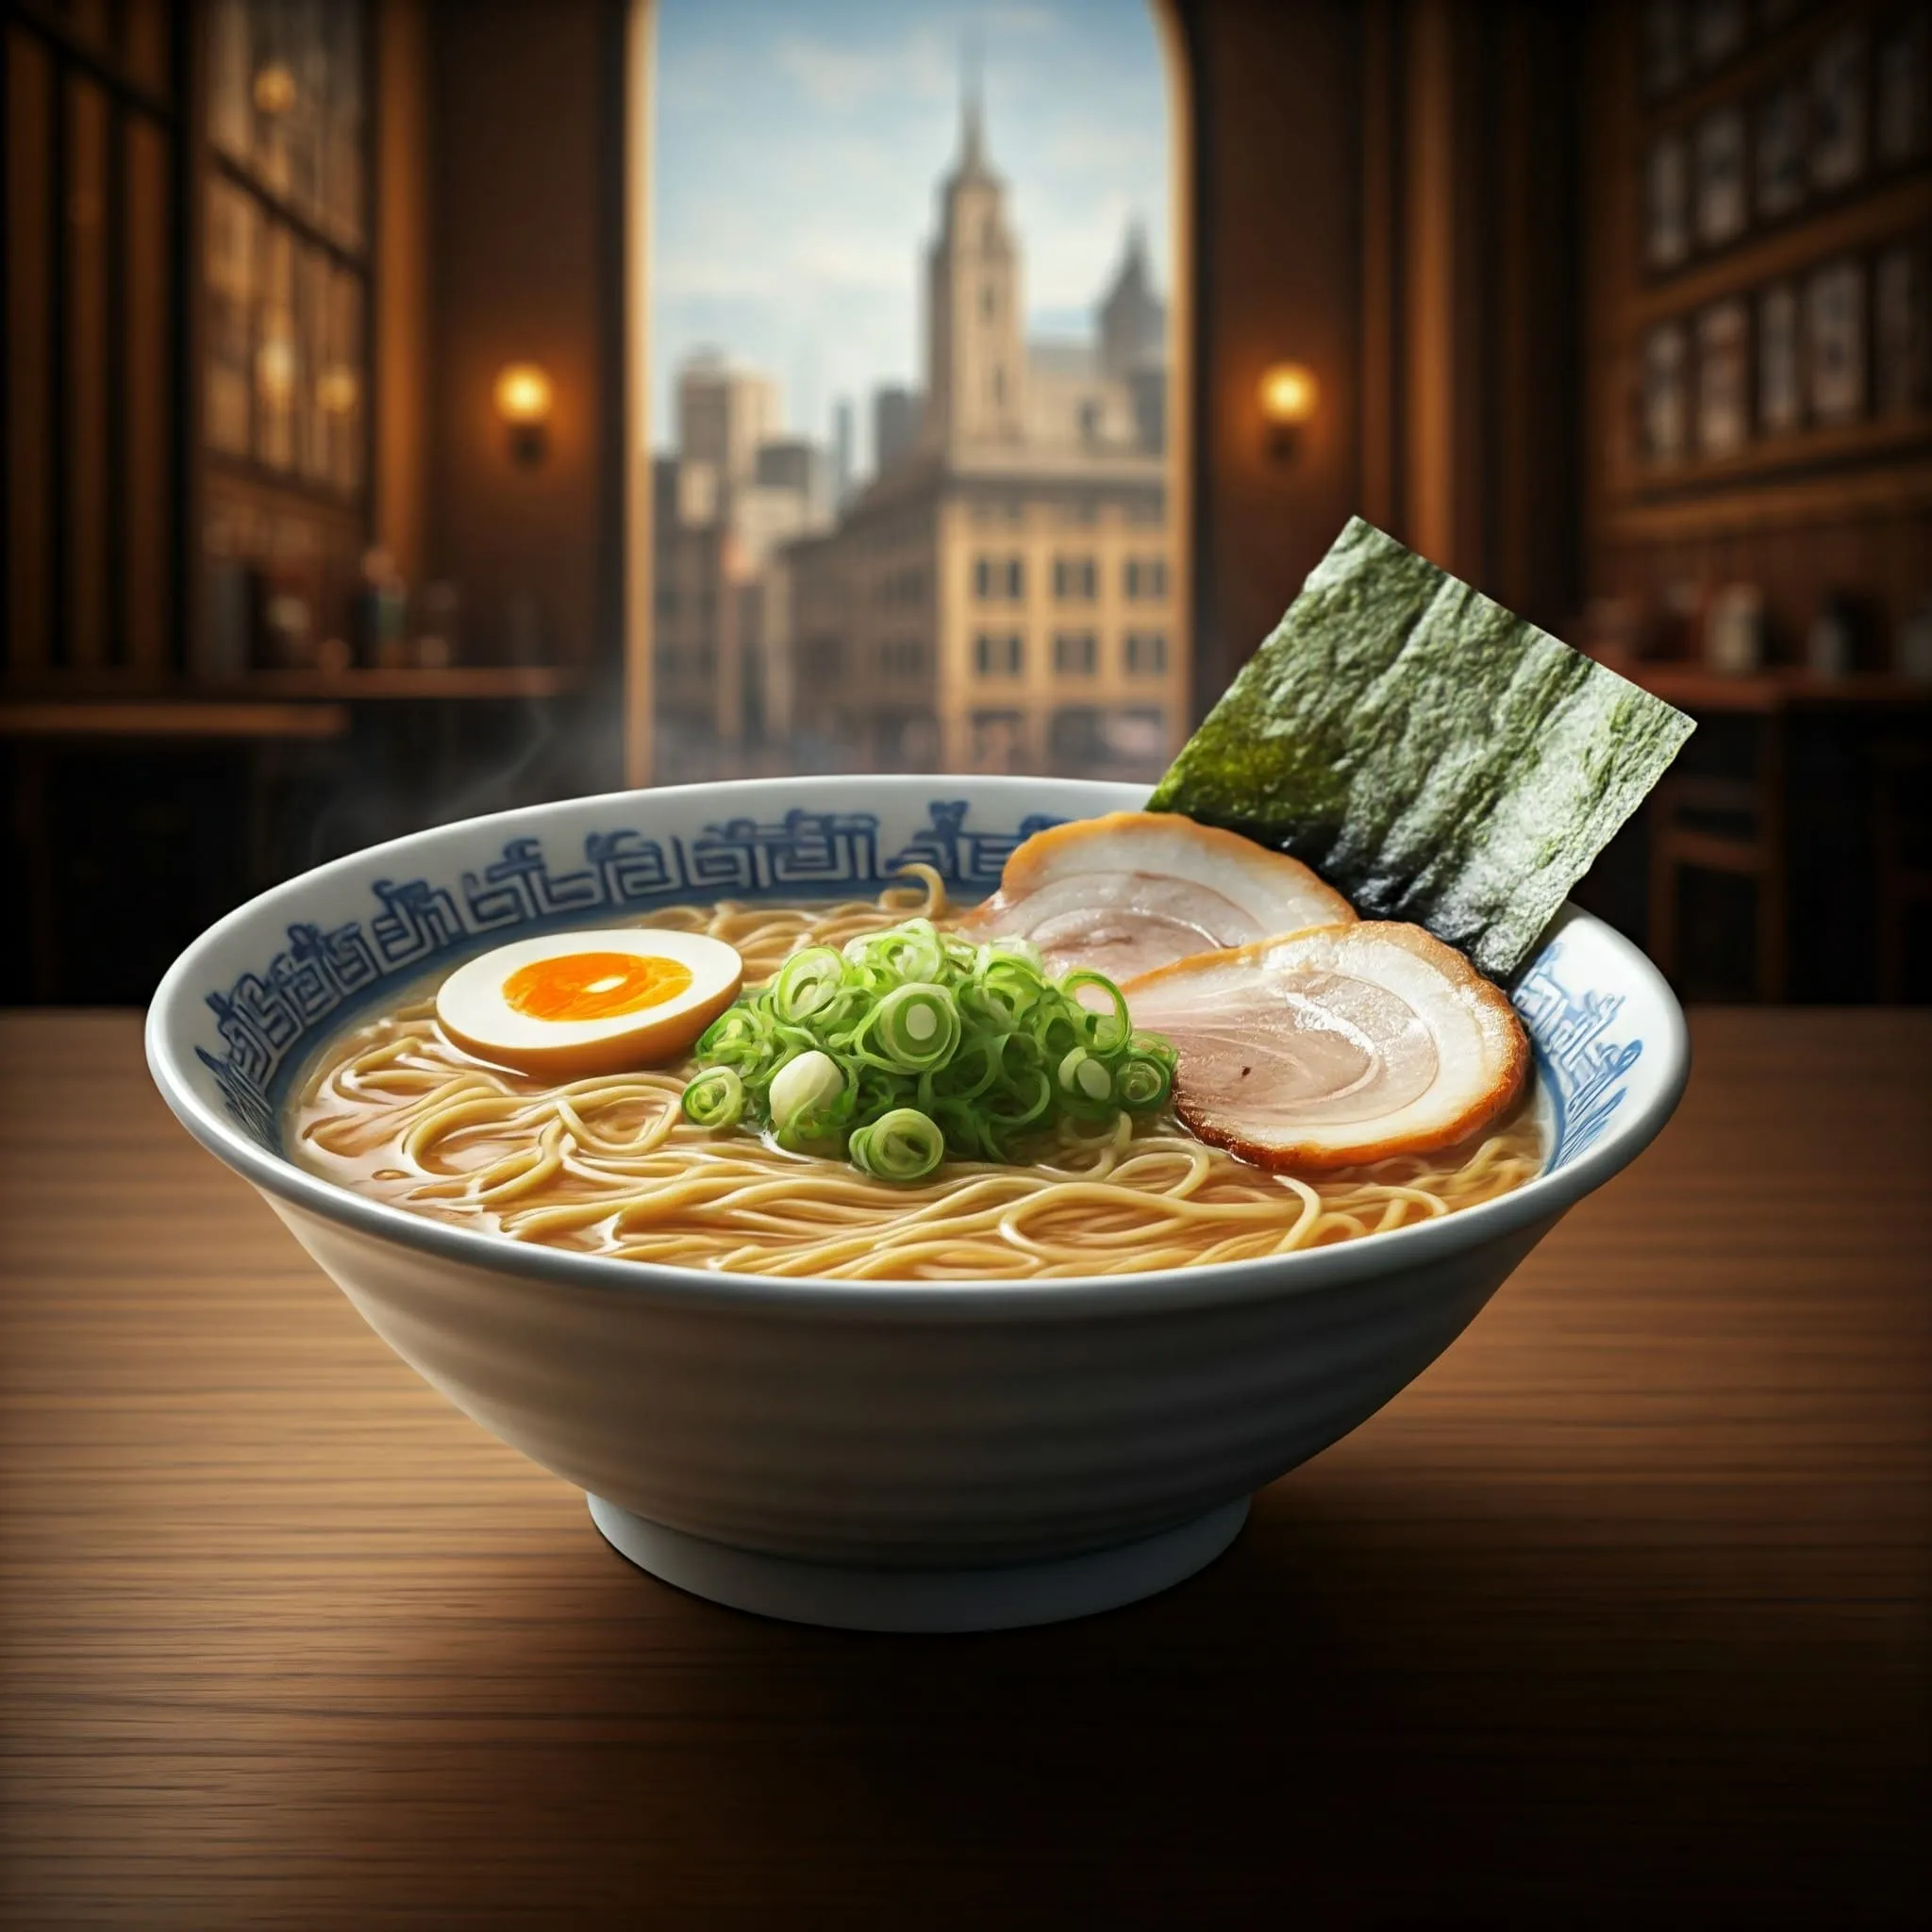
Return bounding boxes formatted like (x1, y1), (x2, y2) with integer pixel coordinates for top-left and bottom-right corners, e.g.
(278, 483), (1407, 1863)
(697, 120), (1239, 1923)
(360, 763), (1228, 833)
(1147, 516), (1694, 980)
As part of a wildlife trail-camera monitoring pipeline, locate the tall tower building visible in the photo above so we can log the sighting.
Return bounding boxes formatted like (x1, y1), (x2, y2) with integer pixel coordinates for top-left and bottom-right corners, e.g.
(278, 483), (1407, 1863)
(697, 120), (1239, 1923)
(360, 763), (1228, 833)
(676, 349), (779, 486)
(924, 74), (1024, 450)
(1099, 219), (1167, 378)
(832, 398), (854, 505)
(873, 384), (921, 475)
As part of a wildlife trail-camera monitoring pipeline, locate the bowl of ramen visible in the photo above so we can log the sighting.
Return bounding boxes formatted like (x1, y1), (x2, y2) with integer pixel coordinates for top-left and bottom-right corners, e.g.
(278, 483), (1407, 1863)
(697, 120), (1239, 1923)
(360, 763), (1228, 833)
(146, 772), (1687, 1633)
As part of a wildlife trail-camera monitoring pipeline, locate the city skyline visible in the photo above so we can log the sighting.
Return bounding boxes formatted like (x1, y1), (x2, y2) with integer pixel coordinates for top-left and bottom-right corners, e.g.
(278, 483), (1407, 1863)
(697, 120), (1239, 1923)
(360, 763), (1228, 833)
(651, 73), (1177, 791)
(645, 0), (1172, 473)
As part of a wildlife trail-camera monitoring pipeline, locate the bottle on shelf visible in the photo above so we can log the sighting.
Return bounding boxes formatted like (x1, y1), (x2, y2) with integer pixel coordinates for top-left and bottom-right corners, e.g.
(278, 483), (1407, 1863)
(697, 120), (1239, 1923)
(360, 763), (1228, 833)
(356, 547), (409, 670)
(413, 580), (461, 669)
(1704, 584), (1765, 676)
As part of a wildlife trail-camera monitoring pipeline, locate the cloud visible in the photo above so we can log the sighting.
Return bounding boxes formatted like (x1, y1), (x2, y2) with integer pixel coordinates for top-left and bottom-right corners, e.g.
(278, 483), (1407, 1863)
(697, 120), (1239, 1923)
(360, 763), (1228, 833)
(774, 35), (899, 108)
(985, 2), (1060, 32)
(792, 231), (916, 291)
(774, 25), (952, 110)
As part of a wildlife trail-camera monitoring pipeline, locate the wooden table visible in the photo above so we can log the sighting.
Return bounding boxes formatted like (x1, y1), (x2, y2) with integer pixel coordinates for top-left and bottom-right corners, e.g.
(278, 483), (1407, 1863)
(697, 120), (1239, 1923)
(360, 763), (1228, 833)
(2, 1012), (1926, 1925)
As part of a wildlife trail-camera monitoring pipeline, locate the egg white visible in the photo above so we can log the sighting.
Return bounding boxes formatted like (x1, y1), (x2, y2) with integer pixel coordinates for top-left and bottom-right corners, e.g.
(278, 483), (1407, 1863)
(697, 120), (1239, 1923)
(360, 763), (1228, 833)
(435, 928), (743, 1078)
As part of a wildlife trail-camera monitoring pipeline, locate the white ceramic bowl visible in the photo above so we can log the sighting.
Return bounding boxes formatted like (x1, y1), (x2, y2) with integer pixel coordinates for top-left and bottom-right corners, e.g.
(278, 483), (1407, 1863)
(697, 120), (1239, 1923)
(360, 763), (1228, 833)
(147, 776), (1688, 1631)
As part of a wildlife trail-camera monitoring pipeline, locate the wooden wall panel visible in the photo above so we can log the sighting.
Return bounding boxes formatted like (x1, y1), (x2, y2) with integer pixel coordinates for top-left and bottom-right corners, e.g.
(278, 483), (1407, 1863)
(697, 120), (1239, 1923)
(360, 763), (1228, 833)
(375, 0), (430, 588)
(1353, 0), (1585, 634)
(124, 114), (171, 671)
(425, 0), (621, 678)
(64, 74), (111, 668)
(6, 27), (53, 675)
(1181, 0), (1363, 713)
(1492, 0), (1582, 628)
(1402, 0), (1460, 575)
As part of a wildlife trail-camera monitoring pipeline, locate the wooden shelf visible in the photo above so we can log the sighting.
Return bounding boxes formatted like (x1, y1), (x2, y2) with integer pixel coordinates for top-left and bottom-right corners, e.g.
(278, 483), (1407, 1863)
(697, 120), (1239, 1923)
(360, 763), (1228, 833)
(1614, 664), (1932, 713)
(205, 450), (367, 520)
(1641, 0), (1867, 134)
(1595, 457), (1932, 541)
(1612, 413), (1932, 505)
(220, 666), (591, 701)
(0, 700), (350, 741)
(2, 667), (591, 709)
(1618, 174), (1932, 334)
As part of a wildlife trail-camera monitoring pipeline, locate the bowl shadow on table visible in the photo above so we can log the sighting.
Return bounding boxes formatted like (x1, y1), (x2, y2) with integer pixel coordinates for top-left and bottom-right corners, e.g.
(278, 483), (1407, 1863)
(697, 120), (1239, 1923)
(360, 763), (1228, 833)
(332, 1458), (1924, 1929)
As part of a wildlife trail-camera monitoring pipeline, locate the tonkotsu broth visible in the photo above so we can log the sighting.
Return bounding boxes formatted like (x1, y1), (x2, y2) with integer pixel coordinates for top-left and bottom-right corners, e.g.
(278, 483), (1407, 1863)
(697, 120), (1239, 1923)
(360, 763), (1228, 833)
(288, 874), (1544, 1281)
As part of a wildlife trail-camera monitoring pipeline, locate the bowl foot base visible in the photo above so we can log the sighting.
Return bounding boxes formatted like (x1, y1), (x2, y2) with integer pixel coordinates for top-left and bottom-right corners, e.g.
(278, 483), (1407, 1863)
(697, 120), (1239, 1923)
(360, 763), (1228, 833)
(586, 1494), (1250, 1633)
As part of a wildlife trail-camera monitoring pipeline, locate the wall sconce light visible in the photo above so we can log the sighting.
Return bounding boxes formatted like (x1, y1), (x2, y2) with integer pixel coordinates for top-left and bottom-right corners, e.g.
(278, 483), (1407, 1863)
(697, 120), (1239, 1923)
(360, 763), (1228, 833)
(1257, 361), (1319, 461)
(493, 362), (554, 466)
(252, 62), (297, 117)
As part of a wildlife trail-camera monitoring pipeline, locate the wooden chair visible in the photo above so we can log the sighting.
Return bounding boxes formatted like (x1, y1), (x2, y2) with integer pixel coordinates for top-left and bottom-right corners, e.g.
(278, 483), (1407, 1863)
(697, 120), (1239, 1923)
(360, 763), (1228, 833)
(1647, 716), (1787, 1002)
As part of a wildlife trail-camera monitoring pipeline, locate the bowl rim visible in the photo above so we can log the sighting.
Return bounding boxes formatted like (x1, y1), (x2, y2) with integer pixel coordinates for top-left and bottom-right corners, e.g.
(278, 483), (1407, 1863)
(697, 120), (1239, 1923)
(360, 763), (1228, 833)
(145, 775), (1690, 1322)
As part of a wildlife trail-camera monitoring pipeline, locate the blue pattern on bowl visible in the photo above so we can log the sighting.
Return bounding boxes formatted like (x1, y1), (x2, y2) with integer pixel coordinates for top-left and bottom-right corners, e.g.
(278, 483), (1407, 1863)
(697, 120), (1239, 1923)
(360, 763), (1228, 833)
(1514, 943), (1643, 1167)
(192, 795), (1642, 1171)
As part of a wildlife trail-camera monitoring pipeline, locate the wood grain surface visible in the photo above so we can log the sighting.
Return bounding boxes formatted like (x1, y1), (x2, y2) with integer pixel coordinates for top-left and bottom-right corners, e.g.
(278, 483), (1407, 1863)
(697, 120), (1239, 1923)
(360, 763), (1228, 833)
(2, 1011), (1927, 1927)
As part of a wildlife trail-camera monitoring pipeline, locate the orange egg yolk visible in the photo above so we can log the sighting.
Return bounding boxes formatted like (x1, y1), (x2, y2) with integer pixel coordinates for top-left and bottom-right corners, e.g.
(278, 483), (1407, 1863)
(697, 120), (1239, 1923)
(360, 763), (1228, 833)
(501, 950), (694, 1024)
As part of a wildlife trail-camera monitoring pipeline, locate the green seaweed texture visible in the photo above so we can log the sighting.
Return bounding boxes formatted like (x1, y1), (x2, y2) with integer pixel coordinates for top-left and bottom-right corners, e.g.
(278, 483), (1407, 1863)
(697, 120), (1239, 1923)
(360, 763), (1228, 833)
(1147, 516), (1695, 980)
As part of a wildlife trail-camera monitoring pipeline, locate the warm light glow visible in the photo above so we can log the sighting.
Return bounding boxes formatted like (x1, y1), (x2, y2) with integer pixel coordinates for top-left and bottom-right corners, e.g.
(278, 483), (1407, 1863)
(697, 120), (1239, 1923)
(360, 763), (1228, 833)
(1257, 362), (1319, 426)
(493, 363), (555, 426)
(253, 63), (296, 116)
(256, 333), (296, 403)
(316, 365), (359, 415)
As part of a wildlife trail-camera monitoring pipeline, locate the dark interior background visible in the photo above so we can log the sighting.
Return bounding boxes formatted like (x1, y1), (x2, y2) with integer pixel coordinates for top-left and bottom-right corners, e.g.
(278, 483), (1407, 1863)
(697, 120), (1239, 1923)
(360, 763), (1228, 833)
(4, 0), (1929, 1004)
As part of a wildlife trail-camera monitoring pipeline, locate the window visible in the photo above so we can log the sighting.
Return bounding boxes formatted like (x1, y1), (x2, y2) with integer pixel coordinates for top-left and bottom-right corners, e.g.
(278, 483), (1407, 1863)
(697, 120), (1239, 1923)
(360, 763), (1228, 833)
(1108, 708), (1169, 762)
(971, 709), (1027, 773)
(880, 637), (927, 676)
(977, 555), (1024, 598)
(1124, 631), (1167, 675)
(1053, 557), (1097, 600)
(193, 1), (372, 675)
(636, 0), (1186, 785)
(1124, 557), (1168, 600)
(974, 632), (1024, 676)
(1054, 631), (1097, 674)
(1049, 708), (1108, 773)
(801, 634), (842, 679)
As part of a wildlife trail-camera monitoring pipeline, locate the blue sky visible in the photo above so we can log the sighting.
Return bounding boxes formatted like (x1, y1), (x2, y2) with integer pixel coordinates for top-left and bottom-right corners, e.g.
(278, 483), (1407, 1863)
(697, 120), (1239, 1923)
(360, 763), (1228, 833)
(646, 0), (1172, 473)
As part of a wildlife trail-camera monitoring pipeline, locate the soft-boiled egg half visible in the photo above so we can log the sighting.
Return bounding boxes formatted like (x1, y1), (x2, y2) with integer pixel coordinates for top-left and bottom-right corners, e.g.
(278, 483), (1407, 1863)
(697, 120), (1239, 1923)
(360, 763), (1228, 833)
(435, 929), (743, 1079)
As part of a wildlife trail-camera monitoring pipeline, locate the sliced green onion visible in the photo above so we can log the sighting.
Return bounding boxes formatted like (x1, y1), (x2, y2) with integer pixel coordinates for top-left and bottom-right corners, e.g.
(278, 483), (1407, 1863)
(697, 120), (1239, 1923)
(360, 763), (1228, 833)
(1117, 1052), (1172, 1111)
(1061, 971), (1133, 1053)
(684, 914), (1181, 1178)
(768, 1049), (846, 1145)
(849, 1107), (945, 1183)
(681, 1065), (745, 1129)
(774, 946), (849, 1024)
(860, 982), (960, 1073)
(1057, 1046), (1114, 1108)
